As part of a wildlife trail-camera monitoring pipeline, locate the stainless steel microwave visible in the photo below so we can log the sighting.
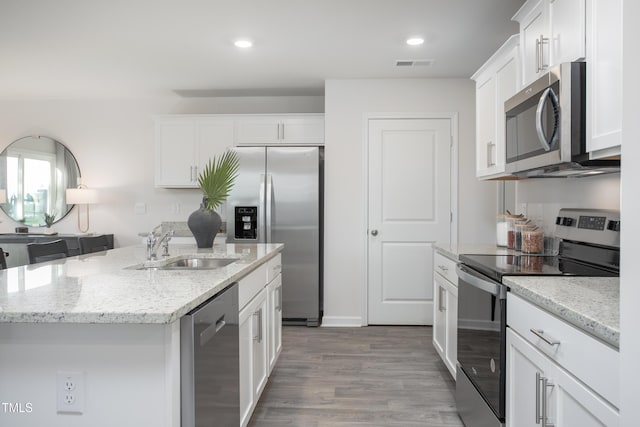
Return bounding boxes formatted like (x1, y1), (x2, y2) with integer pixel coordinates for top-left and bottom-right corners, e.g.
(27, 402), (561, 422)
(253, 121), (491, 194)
(504, 62), (619, 178)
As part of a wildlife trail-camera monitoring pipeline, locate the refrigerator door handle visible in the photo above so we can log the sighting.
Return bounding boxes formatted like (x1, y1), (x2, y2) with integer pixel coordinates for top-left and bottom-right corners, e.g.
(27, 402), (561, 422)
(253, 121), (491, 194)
(259, 173), (266, 243)
(266, 173), (273, 243)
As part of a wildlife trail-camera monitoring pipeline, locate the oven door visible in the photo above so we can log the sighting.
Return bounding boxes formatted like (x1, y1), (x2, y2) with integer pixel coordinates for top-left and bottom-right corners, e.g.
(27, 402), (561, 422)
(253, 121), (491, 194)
(456, 264), (507, 426)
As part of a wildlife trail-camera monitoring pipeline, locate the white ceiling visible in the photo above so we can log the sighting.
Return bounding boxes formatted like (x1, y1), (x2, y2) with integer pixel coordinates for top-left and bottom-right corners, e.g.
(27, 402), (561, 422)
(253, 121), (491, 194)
(0, 0), (525, 99)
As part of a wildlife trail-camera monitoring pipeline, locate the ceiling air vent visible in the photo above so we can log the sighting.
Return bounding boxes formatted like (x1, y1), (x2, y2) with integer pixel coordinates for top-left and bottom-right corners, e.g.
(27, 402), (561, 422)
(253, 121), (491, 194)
(395, 59), (434, 67)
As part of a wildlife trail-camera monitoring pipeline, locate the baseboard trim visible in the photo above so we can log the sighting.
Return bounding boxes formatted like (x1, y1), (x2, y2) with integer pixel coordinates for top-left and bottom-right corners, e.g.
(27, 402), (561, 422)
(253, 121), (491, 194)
(321, 316), (363, 327)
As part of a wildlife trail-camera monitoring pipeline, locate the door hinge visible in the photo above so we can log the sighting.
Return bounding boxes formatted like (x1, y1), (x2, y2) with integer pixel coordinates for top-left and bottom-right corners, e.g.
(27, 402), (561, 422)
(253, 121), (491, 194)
(450, 212), (453, 223)
(450, 136), (453, 148)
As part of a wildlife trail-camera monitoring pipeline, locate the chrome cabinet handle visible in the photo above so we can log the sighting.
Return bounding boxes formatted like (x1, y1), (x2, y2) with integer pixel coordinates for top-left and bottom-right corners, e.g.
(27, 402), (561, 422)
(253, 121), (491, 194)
(542, 375), (555, 427)
(539, 34), (549, 71)
(530, 329), (561, 346)
(438, 265), (448, 272)
(486, 141), (495, 167)
(536, 372), (555, 426)
(536, 37), (541, 72)
(438, 286), (446, 312)
(253, 308), (263, 343)
(276, 285), (282, 312)
(371, 229), (378, 236)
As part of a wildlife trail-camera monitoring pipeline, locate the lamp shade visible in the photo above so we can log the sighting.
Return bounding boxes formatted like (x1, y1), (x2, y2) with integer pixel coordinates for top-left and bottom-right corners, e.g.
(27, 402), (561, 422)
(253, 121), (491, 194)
(0, 189), (6, 204)
(66, 188), (98, 205)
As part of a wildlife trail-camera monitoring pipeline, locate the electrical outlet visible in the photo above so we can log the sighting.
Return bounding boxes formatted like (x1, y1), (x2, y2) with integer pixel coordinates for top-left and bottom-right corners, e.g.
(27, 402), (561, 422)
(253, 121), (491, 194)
(57, 371), (84, 414)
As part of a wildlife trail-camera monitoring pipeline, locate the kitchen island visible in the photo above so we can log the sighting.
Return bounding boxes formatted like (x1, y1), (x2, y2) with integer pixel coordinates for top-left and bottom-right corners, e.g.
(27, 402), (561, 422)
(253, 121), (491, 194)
(0, 243), (283, 427)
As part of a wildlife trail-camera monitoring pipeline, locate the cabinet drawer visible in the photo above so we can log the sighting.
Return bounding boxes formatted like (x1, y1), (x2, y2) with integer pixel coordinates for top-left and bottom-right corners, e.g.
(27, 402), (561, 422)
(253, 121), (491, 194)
(507, 292), (619, 408)
(238, 263), (268, 310)
(266, 254), (282, 283)
(434, 251), (457, 285)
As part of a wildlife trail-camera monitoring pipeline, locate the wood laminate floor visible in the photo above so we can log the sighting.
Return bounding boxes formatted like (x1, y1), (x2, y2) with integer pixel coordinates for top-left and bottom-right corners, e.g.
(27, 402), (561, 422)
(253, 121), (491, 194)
(249, 326), (464, 427)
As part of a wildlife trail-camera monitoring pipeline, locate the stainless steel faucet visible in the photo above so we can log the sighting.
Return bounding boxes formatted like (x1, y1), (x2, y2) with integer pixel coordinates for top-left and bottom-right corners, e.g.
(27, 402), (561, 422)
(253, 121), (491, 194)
(147, 225), (174, 260)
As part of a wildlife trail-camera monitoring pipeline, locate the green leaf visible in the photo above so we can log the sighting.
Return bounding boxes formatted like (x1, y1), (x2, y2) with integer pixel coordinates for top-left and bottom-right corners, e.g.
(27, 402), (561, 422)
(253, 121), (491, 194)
(197, 150), (240, 211)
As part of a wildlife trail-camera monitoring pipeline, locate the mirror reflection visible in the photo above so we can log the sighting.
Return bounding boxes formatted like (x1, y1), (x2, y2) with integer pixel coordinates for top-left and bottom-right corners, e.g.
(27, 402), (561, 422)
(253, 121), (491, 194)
(0, 136), (81, 227)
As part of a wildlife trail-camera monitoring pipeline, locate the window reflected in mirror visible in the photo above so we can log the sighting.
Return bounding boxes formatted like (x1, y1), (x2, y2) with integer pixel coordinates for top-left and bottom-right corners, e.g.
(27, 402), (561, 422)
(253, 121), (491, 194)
(0, 136), (81, 227)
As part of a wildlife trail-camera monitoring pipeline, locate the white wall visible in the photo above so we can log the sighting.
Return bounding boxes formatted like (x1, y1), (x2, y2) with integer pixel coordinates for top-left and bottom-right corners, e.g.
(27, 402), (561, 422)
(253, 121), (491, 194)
(620, 0), (639, 424)
(0, 96), (323, 246)
(514, 173), (621, 230)
(324, 79), (497, 326)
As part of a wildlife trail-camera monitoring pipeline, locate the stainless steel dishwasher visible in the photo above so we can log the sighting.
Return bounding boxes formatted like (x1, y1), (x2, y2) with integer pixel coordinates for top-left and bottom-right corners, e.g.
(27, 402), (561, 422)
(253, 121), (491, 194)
(181, 283), (239, 426)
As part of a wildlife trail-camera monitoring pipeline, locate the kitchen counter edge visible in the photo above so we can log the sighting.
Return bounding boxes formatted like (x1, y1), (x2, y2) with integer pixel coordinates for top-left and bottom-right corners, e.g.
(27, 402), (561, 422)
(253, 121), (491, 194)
(504, 276), (620, 348)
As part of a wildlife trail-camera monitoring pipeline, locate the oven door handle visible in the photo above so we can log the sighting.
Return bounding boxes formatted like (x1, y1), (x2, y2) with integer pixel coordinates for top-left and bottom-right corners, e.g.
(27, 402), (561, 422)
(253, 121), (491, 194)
(456, 264), (506, 299)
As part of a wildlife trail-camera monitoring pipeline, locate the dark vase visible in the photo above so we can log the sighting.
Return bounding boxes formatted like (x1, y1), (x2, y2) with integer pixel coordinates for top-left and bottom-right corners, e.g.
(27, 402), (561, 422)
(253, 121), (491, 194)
(187, 199), (221, 248)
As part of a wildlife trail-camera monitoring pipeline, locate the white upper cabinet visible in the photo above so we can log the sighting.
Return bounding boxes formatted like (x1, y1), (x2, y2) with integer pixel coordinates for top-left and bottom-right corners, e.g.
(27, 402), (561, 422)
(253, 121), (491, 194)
(472, 35), (520, 179)
(155, 114), (324, 188)
(154, 116), (234, 188)
(514, 0), (586, 86)
(586, 0), (622, 158)
(235, 114), (324, 146)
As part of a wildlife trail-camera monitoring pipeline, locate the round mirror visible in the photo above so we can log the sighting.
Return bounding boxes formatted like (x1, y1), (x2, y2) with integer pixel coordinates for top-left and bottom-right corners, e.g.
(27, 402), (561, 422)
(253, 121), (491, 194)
(0, 136), (81, 227)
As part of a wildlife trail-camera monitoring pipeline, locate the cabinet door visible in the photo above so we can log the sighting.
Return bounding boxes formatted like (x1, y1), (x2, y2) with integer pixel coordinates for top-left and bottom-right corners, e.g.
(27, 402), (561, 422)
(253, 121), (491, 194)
(236, 117), (280, 145)
(586, 0), (622, 156)
(239, 305), (255, 427)
(155, 119), (197, 187)
(552, 364), (619, 427)
(506, 328), (550, 427)
(476, 74), (496, 176)
(444, 282), (457, 377)
(520, 1), (549, 85)
(432, 274), (447, 360)
(196, 118), (235, 176)
(252, 290), (269, 399)
(268, 274), (283, 373)
(549, 0), (586, 64)
(280, 117), (325, 144)
(494, 47), (519, 172)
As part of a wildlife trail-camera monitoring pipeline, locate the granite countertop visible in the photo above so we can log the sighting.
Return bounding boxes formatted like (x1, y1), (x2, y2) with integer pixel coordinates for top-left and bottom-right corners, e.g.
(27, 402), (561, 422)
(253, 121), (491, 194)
(504, 276), (619, 348)
(433, 242), (514, 260)
(0, 243), (283, 324)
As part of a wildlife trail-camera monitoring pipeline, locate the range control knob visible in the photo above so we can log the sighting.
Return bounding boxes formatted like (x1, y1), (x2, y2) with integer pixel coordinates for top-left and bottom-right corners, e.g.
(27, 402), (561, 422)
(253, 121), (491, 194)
(555, 216), (562, 225)
(562, 217), (574, 226)
(607, 220), (621, 232)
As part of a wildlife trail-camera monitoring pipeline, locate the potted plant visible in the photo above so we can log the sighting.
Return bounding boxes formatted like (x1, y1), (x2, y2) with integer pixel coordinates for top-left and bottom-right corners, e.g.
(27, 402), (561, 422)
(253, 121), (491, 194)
(188, 151), (240, 248)
(43, 212), (57, 234)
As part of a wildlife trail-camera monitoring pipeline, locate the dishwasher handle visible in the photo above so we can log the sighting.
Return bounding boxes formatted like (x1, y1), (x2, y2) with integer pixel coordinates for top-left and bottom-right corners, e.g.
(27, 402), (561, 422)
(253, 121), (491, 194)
(456, 264), (506, 299)
(199, 314), (226, 347)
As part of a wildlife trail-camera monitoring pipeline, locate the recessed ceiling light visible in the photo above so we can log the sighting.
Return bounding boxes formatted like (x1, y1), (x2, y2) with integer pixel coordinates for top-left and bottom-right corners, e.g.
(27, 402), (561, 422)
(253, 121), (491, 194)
(406, 37), (424, 46)
(234, 39), (253, 48)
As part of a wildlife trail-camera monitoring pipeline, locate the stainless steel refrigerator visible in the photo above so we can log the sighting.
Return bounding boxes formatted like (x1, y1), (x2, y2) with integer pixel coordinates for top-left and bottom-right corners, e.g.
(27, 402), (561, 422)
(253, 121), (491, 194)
(227, 146), (323, 326)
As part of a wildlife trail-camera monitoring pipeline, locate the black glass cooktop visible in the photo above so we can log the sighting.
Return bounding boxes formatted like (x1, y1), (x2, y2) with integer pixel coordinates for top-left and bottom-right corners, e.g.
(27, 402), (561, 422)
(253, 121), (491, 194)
(459, 254), (619, 283)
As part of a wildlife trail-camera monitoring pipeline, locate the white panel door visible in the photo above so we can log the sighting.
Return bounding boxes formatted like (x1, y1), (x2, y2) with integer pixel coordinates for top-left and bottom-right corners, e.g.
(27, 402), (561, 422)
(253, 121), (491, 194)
(368, 118), (451, 325)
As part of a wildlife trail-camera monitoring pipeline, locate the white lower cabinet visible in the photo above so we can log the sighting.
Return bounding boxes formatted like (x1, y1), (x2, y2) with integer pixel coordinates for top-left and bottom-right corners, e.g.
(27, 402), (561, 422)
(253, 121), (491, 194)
(506, 293), (619, 427)
(238, 253), (283, 427)
(507, 329), (618, 427)
(239, 288), (268, 427)
(432, 251), (458, 378)
(267, 273), (283, 373)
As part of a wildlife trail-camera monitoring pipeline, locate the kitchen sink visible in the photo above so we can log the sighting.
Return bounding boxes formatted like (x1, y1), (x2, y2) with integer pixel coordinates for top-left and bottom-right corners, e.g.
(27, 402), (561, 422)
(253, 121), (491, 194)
(162, 257), (237, 269)
(129, 256), (239, 270)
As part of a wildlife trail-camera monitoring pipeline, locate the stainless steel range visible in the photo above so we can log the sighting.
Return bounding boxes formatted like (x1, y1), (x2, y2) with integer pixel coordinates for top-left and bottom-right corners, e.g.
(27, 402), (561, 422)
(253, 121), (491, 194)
(455, 208), (620, 427)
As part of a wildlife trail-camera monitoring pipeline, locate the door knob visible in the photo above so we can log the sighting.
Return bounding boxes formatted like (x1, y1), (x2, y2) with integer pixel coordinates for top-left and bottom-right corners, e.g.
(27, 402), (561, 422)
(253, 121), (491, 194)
(371, 229), (378, 236)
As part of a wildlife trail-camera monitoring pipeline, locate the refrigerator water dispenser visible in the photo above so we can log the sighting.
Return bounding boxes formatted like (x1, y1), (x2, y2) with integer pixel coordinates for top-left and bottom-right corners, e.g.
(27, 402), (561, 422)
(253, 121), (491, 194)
(234, 206), (257, 239)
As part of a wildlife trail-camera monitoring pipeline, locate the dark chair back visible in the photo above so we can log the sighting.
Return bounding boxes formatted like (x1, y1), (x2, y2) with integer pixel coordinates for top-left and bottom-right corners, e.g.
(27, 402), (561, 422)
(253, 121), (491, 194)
(27, 240), (69, 264)
(0, 248), (7, 269)
(79, 235), (112, 254)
